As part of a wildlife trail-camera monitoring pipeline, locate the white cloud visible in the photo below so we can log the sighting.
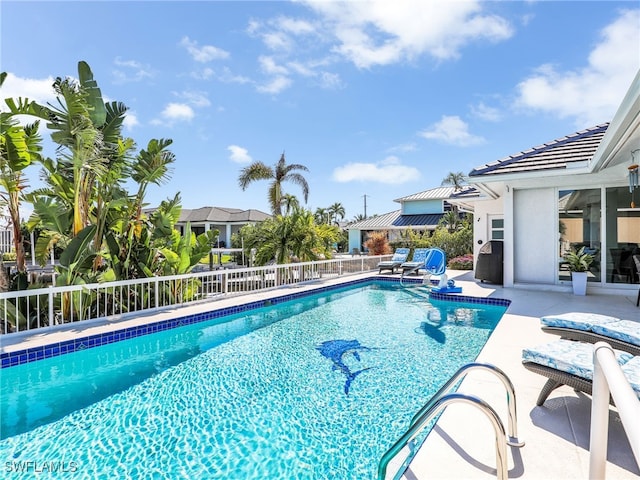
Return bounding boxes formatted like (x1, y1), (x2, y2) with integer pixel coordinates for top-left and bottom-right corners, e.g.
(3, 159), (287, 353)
(259, 56), (288, 76)
(256, 76), (292, 95)
(180, 36), (230, 62)
(317, 71), (344, 89)
(514, 9), (640, 127)
(249, 16), (318, 53)
(227, 145), (253, 164)
(419, 115), (485, 146)
(123, 111), (139, 130)
(177, 90), (211, 108)
(216, 67), (252, 85)
(300, 0), (513, 68)
(277, 17), (316, 36)
(0, 72), (56, 109)
(387, 142), (418, 153)
(151, 103), (194, 126)
(263, 32), (292, 51)
(332, 156), (420, 184)
(471, 102), (501, 122)
(112, 57), (153, 83)
(190, 68), (215, 80)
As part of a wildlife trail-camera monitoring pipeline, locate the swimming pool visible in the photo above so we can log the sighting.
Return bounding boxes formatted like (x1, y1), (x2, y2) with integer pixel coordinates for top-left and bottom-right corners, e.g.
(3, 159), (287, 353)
(1, 281), (509, 479)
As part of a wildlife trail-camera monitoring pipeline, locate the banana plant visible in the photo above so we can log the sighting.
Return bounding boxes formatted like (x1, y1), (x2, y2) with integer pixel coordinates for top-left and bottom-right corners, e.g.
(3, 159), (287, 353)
(0, 72), (43, 282)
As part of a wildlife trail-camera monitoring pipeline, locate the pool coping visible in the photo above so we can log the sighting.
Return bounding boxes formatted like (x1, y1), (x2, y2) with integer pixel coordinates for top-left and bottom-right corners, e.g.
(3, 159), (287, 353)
(0, 274), (510, 368)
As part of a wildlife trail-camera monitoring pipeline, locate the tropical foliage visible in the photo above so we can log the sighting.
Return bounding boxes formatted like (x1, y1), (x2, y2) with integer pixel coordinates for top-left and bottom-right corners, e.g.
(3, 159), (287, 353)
(0, 72), (43, 286)
(0, 61), (221, 328)
(563, 247), (594, 272)
(237, 206), (339, 266)
(441, 171), (466, 191)
(439, 210), (466, 233)
(238, 152), (310, 216)
(393, 214), (473, 261)
(315, 202), (346, 225)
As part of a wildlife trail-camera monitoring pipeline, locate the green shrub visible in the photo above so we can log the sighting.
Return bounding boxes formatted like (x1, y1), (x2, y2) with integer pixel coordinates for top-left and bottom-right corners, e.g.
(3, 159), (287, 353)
(2, 251), (17, 261)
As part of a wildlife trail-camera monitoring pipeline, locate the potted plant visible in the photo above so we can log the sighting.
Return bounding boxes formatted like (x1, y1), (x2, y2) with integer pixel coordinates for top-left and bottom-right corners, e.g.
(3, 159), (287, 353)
(563, 247), (594, 295)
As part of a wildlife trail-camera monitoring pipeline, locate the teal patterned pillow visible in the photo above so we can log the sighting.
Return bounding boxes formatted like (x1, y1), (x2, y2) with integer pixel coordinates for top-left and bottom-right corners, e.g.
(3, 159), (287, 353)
(591, 320), (640, 347)
(621, 356), (640, 397)
(522, 339), (633, 381)
(541, 312), (619, 331)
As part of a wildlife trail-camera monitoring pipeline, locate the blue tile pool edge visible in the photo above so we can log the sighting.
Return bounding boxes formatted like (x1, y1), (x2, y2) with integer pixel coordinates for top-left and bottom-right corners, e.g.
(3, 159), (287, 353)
(1, 277), (510, 368)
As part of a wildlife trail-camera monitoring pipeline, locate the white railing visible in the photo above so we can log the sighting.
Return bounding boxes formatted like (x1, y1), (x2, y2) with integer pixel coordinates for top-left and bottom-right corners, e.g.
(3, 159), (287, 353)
(0, 255), (388, 335)
(589, 342), (640, 479)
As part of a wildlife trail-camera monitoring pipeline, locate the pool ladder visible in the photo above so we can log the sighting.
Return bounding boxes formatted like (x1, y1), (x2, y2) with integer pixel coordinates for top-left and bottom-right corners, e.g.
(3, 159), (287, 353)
(378, 362), (525, 480)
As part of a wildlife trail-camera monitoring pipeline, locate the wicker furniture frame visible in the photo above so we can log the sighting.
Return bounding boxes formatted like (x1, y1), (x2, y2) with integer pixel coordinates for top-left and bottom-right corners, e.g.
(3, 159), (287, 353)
(521, 360), (605, 406)
(525, 325), (638, 406)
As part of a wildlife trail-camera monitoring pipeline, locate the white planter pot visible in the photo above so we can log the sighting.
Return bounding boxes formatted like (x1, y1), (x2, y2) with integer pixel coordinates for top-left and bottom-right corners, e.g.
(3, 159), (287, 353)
(571, 271), (588, 295)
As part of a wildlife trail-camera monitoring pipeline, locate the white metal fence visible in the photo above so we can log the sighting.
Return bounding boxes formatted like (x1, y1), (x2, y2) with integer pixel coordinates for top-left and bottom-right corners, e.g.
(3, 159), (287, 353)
(0, 255), (388, 335)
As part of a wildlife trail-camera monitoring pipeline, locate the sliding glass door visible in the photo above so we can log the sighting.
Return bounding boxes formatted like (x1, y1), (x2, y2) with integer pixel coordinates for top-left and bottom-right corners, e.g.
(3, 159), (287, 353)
(559, 187), (640, 285)
(558, 189), (601, 282)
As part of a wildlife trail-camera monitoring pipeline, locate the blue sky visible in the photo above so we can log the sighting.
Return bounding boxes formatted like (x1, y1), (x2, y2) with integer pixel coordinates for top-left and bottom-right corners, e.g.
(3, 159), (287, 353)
(2, 1), (639, 221)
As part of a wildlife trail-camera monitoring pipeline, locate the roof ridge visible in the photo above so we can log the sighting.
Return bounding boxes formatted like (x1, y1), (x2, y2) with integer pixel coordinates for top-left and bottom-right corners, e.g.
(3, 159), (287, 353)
(470, 123), (609, 176)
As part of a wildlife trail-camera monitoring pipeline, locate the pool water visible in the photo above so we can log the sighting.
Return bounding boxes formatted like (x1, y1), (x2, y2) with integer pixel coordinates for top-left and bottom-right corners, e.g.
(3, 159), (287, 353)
(1, 283), (507, 479)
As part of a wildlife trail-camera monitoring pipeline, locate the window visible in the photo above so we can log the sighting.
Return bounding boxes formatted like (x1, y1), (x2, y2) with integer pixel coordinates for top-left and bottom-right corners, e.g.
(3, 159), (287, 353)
(490, 217), (504, 240)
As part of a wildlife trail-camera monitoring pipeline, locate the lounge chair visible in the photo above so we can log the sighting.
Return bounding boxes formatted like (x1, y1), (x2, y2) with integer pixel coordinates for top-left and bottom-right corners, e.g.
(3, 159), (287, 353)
(399, 248), (432, 275)
(540, 312), (640, 356)
(377, 248), (410, 274)
(522, 338), (640, 406)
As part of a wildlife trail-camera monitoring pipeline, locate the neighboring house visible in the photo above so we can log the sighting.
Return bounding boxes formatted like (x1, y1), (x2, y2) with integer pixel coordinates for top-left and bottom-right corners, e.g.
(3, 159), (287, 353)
(460, 70), (640, 293)
(0, 229), (13, 254)
(346, 186), (478, 253)
(175, 207), (271, 247)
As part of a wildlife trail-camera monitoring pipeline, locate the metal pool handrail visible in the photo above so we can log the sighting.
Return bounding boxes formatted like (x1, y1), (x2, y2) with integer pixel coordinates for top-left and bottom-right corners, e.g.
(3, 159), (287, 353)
(589, 342), (640, 479)
(410, 362), (523, 445)
(378, 362), (525, 480)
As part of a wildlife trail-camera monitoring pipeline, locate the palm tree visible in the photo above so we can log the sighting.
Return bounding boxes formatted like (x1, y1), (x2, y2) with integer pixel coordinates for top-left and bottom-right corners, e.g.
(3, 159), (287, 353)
(280, 193), (299, 215)
(328, 202), (345, 225)
(314, 207), (328, 224)
(439, 210), (463, 233)
(238, 152), (309, 216)
(441, 171), (466, 191)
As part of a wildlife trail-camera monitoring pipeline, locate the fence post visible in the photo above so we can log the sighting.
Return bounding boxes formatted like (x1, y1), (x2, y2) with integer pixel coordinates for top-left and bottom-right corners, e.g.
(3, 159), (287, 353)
(154, 278), (159, 309)
(48, 286), (54, 327)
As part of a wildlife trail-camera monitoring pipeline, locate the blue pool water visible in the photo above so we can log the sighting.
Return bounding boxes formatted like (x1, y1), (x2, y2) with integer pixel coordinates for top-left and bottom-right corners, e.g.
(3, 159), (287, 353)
(1, 283), (508, 479)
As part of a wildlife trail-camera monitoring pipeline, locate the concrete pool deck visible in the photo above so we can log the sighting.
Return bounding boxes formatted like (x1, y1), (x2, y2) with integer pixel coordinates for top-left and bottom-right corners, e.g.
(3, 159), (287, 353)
(1, 270), (638, 478)
(403, 271), (639, 480)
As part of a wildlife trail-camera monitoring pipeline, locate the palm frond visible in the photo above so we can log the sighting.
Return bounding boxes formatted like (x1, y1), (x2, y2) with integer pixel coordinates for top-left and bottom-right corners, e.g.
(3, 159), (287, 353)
(238, 162), (273, 190)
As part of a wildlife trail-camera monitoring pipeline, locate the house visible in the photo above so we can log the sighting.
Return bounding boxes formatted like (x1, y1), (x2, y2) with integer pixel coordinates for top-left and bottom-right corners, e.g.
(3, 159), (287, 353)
(346, 186), (478, 253)
(460, 69), (640, 293)
(175, 207), (271, 247)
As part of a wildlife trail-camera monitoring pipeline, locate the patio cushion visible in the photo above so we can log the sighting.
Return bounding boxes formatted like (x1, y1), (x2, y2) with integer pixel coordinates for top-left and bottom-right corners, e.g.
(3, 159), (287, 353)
(389, 248), (410, 262)
(591, 320), (640, 348)
(621, 356), (640, 396)
(522, 339), (633, 381)
(540, 312), (619, 331)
